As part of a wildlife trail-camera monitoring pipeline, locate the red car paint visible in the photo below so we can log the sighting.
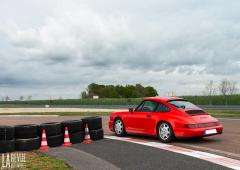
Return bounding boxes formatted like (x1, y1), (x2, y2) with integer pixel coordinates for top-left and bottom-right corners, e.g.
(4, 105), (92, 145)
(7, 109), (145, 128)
(109, 97), (223, 138)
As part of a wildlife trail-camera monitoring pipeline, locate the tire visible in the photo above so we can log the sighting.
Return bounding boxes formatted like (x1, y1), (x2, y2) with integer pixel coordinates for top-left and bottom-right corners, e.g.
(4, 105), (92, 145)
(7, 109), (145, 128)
(0, 126), (14, 140)
(15, 137), (40, 151)
(15, 124), (38, 139)
(114, 119), (126, 137)
(38, 122), (61, 137)
(90, 129), (104, 140)
(69, 131), (84, 144)
(47, 134), (63, 147)
(157, 122), (175, 143)
(0, 140), (15, 153)
(61, 120), (84, 134)
(81, 117), (102, 130)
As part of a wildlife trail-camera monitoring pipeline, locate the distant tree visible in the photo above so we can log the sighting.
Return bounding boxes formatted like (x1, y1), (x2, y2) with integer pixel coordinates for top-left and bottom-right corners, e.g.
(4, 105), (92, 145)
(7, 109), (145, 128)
(28, 96), (32, 100)
(218, 80), (229, 96)
(5, 96), (10, 101)
(218, 79), (238, 104)
(135, 84), (145, 97)
(228, 81), (238, 95)
(19, 96), (24, 101)
(82, 83), (158, 98)
(81, 91), (88, 99)
(204, 80), (217, 105)
(145, 86), (158, 97)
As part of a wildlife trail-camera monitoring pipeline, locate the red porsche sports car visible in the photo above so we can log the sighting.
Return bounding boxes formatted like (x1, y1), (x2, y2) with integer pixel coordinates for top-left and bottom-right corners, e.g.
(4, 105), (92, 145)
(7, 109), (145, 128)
(109, 97), (223, 143)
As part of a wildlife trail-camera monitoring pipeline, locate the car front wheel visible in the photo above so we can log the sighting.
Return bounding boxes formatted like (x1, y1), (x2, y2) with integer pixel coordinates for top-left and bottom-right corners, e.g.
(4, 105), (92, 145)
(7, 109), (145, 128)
(157, 122), (174, 143)
(114, 119), (126, 137)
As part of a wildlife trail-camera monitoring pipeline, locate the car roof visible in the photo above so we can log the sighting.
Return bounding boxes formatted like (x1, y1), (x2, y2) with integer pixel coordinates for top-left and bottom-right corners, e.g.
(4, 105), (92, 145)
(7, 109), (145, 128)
(144, 96), (184, 102)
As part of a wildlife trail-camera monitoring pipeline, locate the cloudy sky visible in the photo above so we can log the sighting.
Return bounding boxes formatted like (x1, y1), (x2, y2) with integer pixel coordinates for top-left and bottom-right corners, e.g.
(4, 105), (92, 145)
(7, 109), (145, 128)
(0, 0), (240, 100)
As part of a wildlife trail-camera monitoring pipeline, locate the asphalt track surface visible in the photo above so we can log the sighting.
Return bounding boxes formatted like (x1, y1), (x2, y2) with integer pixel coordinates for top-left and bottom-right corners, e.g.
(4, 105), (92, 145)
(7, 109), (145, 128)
(1, 112), (240, 169)
(1, 115), (240, 159)
(43, 138), (231, 170)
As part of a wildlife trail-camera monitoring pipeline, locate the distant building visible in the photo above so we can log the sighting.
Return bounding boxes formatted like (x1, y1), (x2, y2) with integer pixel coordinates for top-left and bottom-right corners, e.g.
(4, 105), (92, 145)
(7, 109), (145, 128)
(93, 96), (99, 99)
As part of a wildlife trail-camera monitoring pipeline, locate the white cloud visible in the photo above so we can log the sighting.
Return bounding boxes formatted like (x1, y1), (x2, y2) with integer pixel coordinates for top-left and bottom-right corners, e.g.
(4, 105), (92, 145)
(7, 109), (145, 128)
(0, 0), (240, 99)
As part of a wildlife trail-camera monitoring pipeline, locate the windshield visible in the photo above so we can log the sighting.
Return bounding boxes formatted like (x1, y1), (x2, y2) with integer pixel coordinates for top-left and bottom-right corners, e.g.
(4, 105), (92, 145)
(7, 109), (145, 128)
(168, 100), (200, 109)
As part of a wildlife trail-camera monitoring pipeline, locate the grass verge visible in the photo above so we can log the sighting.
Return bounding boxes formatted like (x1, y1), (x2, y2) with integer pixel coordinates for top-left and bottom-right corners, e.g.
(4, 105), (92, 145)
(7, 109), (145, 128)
(0, 110), (239, 118)
(0, 152), (70, 170)
(206, 110), (240, 118)
(27, 152), (70, 170)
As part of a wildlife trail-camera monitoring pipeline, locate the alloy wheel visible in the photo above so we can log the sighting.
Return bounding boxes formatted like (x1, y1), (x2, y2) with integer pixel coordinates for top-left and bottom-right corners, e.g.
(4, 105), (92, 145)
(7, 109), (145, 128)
(114, 120), (123, 135)
(159, 123), (171, 141)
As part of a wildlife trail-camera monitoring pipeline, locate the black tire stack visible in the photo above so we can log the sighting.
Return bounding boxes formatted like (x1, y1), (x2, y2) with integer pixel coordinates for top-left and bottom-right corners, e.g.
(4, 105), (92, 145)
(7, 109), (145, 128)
(0, 116), (104, 153)
(82, 117), (104, 141)
(38, 122), (63, 147)
(0, 126), (15, 153)
(15, 124), (40, 151)
(61, 120), (84, 144)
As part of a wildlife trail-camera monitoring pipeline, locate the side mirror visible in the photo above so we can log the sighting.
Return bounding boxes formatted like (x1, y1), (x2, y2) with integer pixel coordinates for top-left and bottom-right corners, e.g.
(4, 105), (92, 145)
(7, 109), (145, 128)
(129, 108), (134, 113)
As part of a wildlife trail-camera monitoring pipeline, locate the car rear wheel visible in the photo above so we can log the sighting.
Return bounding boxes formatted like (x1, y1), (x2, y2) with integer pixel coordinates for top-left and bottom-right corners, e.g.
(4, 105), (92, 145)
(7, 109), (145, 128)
(157, 122), (174, 143)
(114, 119), (125, 137)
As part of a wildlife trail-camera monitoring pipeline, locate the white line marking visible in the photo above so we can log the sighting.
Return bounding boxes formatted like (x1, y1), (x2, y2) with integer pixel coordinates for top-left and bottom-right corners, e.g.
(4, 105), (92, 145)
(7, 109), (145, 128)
(176, 143), (240, 159)
(105, 135), (240, 170)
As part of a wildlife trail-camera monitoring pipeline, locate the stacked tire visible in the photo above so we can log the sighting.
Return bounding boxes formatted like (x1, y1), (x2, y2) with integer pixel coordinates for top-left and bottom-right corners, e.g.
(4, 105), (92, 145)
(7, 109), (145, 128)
(82, 117), (104, 141)
(15, 124), (40, 151)
(38, 122), (63, 147)
(0, 126), (15, 153)
(61, 120), (84, 144)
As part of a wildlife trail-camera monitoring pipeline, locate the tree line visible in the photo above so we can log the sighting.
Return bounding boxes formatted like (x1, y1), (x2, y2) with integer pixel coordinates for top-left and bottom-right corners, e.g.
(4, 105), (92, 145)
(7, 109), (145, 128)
(81, 83), (158, 98)
(204, 79), (238, 105)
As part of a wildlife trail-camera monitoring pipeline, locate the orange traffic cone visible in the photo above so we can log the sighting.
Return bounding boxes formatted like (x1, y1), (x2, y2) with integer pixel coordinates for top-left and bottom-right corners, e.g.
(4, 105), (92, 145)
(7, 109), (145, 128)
(40, 129), (49, 150)
(62, 127), (72, 147)
(83, 124), (92, 143)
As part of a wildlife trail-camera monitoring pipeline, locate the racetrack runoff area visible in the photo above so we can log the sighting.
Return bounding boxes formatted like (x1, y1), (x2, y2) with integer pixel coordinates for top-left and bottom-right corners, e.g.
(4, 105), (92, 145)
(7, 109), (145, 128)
(0, 107), (240, 169)
(42, 137), (240, 170)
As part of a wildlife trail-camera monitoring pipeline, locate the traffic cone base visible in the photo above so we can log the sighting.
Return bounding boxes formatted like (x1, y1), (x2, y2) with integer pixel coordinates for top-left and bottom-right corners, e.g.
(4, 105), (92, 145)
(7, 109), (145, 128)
(83, 124), (92, 143)
(40, 129), (49, 150)
(62, 127), (72, 147)
(63, 142), (72, 146)
(83, 139), (92, 143)
(40, 145), (49, 150)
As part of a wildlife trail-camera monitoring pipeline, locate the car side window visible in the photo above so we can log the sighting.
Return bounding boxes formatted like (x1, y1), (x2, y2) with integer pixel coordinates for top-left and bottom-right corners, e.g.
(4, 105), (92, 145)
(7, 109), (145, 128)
(140, 101), (158, 112)
(135, 102), (144, 111)
(155, 103), (170, 112)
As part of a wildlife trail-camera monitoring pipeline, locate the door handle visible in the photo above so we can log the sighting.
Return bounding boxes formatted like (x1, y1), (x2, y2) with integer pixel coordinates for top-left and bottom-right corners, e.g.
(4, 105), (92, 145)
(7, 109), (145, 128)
(147, 115), (151, 118)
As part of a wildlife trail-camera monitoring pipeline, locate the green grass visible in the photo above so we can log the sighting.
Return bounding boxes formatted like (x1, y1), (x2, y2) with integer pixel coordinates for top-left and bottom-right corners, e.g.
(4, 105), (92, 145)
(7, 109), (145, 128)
(206, 110), (240, 118)
(26, 152), (70, 170)
(1, 95), (240, 106)
(0, 98), (142, 106)
(182, 95), (240, 105)
(0, 110), (239, 118)
(0, 152), (70, 170)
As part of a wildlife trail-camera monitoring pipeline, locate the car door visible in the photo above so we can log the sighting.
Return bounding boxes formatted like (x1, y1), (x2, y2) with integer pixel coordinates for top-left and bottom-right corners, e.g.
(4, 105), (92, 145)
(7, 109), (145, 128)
(125, 100), (158, 134)
(151, 102), (171, 133)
